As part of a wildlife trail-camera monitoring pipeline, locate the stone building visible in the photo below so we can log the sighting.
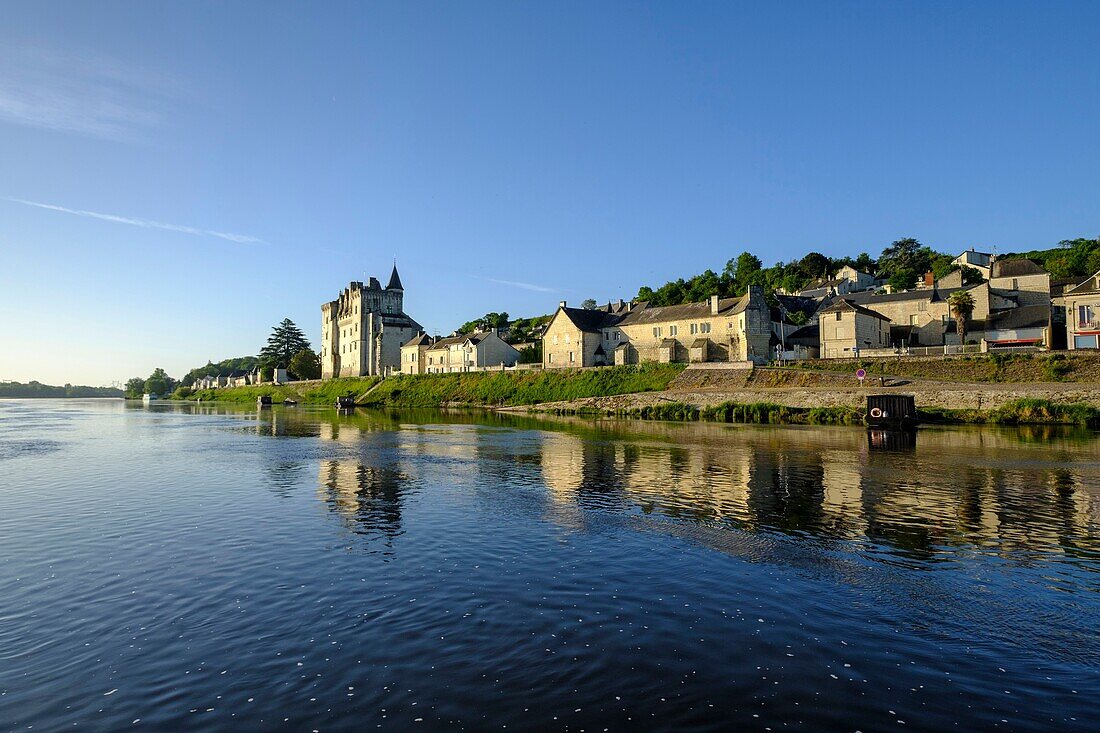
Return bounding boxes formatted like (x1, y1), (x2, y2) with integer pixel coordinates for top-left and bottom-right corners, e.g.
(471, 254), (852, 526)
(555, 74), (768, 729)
(989, 259), (1051, 308)
(817, 299), (892, 359)
(321, 265), (422, 379)
(410, 331), (522, 373)
(842, 283), (1008, 346)
(1057, 269), (1100, 350)
(541, 287), (772, 368)
(399, 333), (435, 375)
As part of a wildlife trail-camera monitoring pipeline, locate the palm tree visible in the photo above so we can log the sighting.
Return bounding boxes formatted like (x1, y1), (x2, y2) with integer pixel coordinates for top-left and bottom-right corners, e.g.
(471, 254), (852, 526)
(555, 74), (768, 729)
(947, 290), (976, 345)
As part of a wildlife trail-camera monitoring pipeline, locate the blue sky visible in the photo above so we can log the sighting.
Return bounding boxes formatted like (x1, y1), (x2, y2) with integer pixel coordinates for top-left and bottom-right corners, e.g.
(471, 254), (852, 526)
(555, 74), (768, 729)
(1, 1), (1097, 385)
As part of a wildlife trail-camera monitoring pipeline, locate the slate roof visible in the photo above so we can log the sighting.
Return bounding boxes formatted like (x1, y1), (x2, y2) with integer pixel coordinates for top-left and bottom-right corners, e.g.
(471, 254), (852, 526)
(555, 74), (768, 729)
(843, 285), (974, 306)
(559, 306), (625, 333)
(786, 323), (819, 343)
(991, 258), (1047, 278)
(689, 338), (710, 349)
(615, 293), (752, 326)
(1064, 271), (1100, 295)
(402, 333), (434, 348)
(818, 298), (892, 321)
(986, 305), (1051, 331)
(387, 264), (404, 290)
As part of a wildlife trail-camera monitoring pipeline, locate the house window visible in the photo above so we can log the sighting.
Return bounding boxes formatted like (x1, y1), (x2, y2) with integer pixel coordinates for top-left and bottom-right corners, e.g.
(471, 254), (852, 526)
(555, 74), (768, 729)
(548, 353), (554, 363)
(565, 335), (570, 344)
(918, 301), (927, 312)
(614, 331), (620, 341)
(569, 351), (574, 363)
(835, 313), (841, 321)
(553, 335), (559, 345)
(689, 323), (696, 335)
(653, 327), (662, 338)
(910, 315), (919, 326)
(702, 323), (711, 334)
(670, 325), (678, 336)
(1079, 305), (1094, 326)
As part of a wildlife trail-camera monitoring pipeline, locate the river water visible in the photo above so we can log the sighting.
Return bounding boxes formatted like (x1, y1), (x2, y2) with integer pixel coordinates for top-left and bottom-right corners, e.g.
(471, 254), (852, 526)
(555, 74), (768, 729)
(0, 399), (1097, 731)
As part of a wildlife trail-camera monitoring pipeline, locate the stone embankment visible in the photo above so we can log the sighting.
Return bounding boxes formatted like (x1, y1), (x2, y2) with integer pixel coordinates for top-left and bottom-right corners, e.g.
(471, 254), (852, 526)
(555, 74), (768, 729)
(523, 365), (1100, 413)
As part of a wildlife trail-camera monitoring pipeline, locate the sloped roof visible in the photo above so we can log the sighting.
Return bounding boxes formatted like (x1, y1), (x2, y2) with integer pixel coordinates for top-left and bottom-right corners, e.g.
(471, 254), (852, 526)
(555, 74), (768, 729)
(844, 285), (974, 306)
(986, 305), (1051, 331)
(689, 338), (710, 348)
(659, 338), (678, 348)
(615, 294), (752, 326)
(992, 258), (1047, 278)
(402, 333), (433, 348)
(786, 323), (819, 342)
(1064, 270), (1100, 295)
(387, 264), (404, 290)
(559, 306), (624, 333)
(818, 298), (891, 321)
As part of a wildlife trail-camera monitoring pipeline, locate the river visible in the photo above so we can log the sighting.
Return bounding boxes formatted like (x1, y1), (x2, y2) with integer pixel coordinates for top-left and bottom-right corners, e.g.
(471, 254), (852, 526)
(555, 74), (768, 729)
(1, 399), (1097, 731)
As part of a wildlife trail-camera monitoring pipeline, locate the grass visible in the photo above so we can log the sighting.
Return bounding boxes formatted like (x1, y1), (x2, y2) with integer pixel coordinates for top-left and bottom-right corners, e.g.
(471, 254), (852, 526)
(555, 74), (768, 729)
(788, 352), (1100, 383)
(187, 377), (381, 405)
(921, 398), (1100, 427)
(358, 364), (686, 407)
(544, 400), (861, 425)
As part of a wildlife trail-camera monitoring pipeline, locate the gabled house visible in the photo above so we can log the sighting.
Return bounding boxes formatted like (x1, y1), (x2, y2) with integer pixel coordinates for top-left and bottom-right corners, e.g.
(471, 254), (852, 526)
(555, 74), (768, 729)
(817, 299), (891, 358)
(422, 331), (522, 373)
(1058, 269), (1100, 350)
(399, 333), (435, 375)
(541, 300), (634, 368)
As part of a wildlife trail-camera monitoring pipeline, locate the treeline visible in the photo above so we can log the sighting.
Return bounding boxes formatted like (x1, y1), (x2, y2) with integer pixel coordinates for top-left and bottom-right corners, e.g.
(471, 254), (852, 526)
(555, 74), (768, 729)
(632, 236), (1099, 308)
(0, 381), (124, 398)
(1000, 237), (1100, 280)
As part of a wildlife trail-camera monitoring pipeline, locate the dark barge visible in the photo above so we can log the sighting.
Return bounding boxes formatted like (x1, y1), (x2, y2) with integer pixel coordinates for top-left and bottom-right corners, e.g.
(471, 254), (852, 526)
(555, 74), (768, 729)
(865, 394), (918, 428)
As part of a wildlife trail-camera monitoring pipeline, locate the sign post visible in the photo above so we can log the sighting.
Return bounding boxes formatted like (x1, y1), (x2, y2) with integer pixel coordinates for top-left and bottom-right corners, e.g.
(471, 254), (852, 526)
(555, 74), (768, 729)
(856, 367), (867, 387)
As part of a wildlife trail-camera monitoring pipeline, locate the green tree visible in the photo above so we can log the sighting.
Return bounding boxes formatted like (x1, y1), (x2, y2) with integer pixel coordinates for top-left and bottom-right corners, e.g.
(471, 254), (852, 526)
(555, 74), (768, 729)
(948, 290), (976, 344)
(259, 318), (311, 368)
(124, 377), (145, 399)
(799, 252), (830, 279)
(288, 348), (321, 380)
(888, 268), (917, 292)
(580, 298), (598, 310)
(878, 238), (935, 280)
(143, 368), (172, 397)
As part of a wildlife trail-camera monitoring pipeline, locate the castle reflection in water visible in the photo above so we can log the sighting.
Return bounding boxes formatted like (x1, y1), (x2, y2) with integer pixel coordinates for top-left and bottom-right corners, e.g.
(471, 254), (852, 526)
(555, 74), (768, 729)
(171, 402), (1100, 562)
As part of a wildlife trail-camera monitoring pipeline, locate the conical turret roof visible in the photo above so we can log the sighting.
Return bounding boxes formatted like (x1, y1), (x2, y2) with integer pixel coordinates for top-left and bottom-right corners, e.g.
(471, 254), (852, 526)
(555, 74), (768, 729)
(387, 263), (403, 290)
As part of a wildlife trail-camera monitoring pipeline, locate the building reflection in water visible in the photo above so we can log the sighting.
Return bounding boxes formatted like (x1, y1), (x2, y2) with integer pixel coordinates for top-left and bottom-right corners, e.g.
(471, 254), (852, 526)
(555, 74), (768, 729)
(532, 418), (1100, 563)
(316, 420), (411, 551)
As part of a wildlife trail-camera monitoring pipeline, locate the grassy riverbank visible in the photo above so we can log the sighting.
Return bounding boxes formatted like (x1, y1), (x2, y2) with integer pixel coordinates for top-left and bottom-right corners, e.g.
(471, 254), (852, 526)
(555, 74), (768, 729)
(791, 351), (1100, 383)
(186, 364), (686, 408)
(539, 397), (1100, 428)
(187, 377), (381, 405)
(359, 364), (686, 407)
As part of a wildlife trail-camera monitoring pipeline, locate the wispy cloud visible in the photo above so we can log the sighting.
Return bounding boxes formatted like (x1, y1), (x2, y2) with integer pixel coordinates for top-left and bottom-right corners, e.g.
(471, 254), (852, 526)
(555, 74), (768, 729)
(6, 198), (267, 245)
(0, 44), (176, 140)
(484, 277), (558, 293)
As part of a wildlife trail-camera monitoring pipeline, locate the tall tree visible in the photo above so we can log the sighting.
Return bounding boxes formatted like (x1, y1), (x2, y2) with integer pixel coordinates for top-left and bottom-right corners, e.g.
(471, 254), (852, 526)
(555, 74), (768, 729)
(124, 377), (145, 399)
(580, 298), (598, 310)
(143, 368), (172, 396)
(948, 290), (976, 344)
(259, 319), (311, 367)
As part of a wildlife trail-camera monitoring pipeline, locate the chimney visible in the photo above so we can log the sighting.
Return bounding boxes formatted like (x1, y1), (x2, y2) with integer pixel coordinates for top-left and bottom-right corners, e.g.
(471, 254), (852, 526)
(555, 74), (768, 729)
(617, 298), (624, 309)
(559, 300), (567, 309)
(923, 271), (934, 288)
(710, 294), (720, 315)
